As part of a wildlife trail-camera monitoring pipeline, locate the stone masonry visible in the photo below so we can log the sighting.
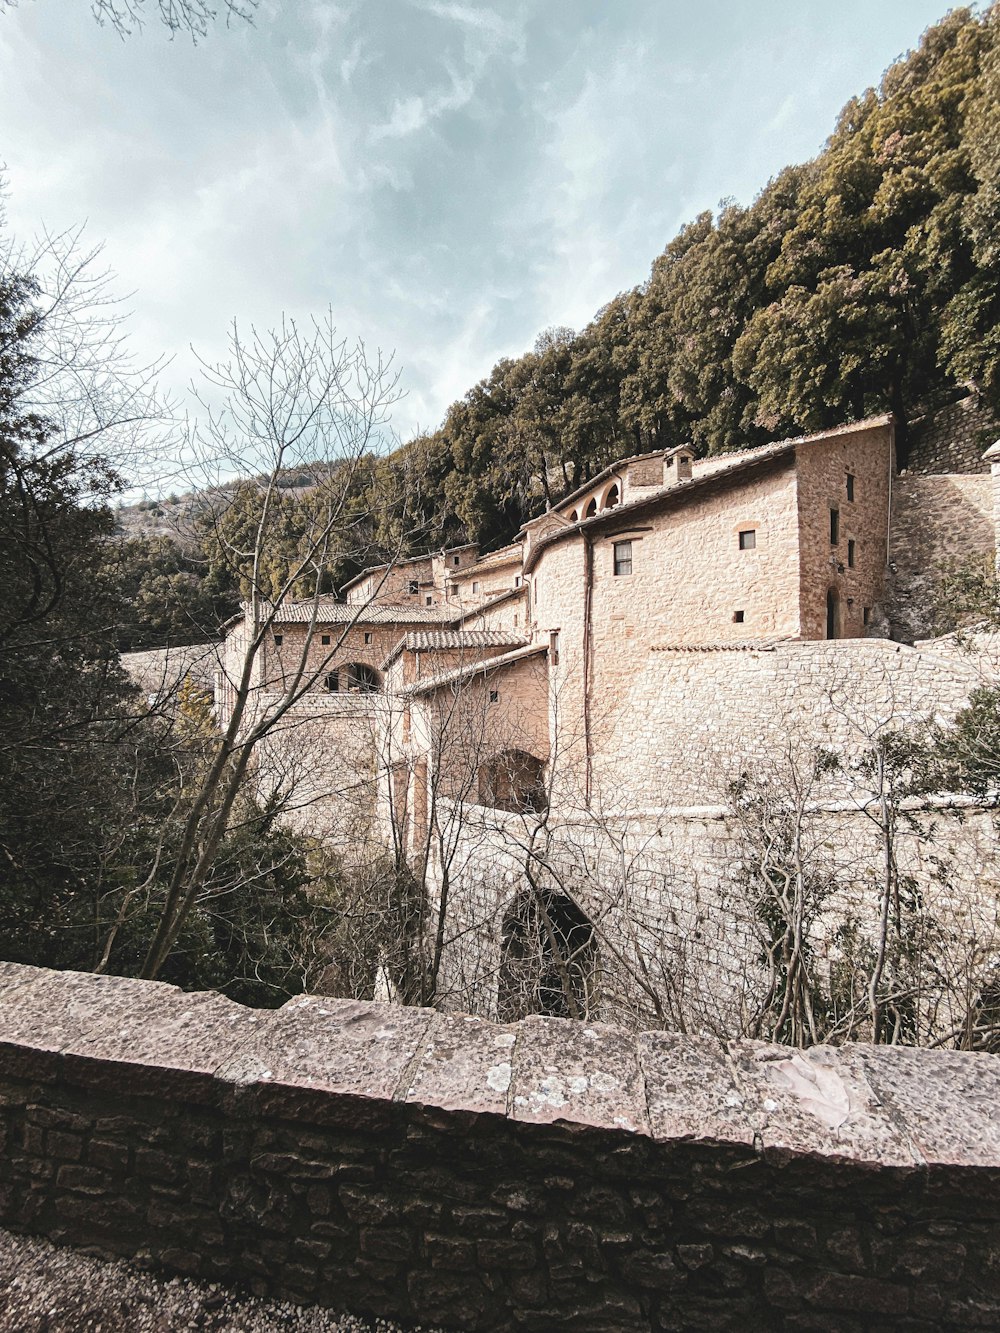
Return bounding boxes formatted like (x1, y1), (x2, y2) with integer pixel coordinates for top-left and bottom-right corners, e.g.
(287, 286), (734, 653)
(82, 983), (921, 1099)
(3, 962), (1000, 1333)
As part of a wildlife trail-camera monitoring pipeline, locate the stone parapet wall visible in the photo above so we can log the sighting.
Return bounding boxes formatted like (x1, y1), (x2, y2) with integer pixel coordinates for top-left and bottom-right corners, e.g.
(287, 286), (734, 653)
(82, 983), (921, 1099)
(3, 963), (1000, 1331)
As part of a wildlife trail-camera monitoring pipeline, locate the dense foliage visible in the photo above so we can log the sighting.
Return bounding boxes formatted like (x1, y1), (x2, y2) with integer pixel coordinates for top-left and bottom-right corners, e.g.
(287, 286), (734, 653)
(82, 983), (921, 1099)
(0, 246), (335, 1005)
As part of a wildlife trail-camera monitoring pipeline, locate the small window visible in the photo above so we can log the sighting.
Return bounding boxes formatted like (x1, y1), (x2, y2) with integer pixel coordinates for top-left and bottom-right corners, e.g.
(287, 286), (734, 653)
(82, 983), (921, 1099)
(830, 508), (840, 545)
(321, 634), (331, 646)
(846, 474), (855, 502)
(325, 671), (339, 692)
(472, 581), (480, 594)
(847, 539), (856, 569)
(364, 632), (373, 644)
(274, 634), (283, 646)
(863, 606), (871, 626)
(452, 555), (460, 566)
(408, 579), (419, 594)
(513, 615), (519, 627)
(489, 689), (499, 704)
(738, 529), (756, 551)
(613, 541), (632, 577)
(584, 498), (597, 518)
(425, 595), (433, 606)
(549, 630), (560, 666)
(514, 576), (522, 587)
(569, 510), (579, 522)
(733, 610), (745, 624)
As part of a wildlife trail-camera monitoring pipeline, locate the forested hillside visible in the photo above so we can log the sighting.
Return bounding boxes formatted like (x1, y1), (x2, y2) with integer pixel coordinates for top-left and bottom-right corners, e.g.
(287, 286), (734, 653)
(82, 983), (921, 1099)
(114, 2), (1000, 617)
(379, 4), (1000, 551)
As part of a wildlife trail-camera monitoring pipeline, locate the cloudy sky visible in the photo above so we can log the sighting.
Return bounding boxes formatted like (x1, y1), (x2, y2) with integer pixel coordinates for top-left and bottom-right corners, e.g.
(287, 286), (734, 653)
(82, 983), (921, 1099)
(0, 0), (957, 454)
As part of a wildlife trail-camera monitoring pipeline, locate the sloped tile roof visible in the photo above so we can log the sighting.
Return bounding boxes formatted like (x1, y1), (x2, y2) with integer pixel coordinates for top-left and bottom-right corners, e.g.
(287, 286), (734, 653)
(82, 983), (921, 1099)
(230, 599), (454, 627)
(403, 643), (548, 696)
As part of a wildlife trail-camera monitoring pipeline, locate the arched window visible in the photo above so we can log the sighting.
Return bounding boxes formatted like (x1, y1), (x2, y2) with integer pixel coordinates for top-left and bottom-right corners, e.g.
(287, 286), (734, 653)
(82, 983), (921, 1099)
(584, 497), (597, 518)
(325, 663), (381, 693)
(569, 508), (579, 522)
(478, 749), (547, 813)
(603, 483), (619, 511)
(497, 889), (598, 1021)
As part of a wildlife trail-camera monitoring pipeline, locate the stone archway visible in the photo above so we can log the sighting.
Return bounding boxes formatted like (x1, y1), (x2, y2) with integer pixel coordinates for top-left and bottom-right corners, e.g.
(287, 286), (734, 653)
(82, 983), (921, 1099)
(497, 888), (598, 1022)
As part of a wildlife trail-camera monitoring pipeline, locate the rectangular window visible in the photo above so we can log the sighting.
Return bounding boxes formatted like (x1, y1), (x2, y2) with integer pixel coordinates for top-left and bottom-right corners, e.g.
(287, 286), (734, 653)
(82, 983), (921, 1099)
(549, 630), (560, 666)
(489, 689), (499, 704)
(613, 540), (633, 576)
(847, 539), (856, 568)
(863, 606), (871, 626)
(408, 579), (419, 594)
(425, 595), (433, 606)
(273, 634), (283, 646)
(846, 473), (855, 502)
(830, 508), (840, 545)
(452, 555), (460, 566)
(321, 634), (331, 646)
(733, 610), (745, 624)
(738, 529), (756, 550)
(364, 632), (373, 644)
(472, 581), (480, 594)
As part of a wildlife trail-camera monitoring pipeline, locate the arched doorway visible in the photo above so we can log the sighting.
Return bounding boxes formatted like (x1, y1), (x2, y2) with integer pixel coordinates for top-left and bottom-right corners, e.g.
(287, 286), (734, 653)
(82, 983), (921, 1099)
(325, 663), (382, 693)
(826, 587), (840, 640)
(478, 749), (547, 813)
(497, 888), (598, 1021)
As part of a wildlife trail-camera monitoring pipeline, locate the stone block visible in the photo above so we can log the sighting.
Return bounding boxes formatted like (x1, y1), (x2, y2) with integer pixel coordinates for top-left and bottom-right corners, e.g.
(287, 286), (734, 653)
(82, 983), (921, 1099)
(511, 1016), (648, 1134)
(66, 988), (267, 1105)
(403, 1011), (518, 1118)
(728, 1041), (917, 1168)
(236, 995), (434, 1128)
(860, 1046), (1000, 1168)
(638, 1031), (754, 1148)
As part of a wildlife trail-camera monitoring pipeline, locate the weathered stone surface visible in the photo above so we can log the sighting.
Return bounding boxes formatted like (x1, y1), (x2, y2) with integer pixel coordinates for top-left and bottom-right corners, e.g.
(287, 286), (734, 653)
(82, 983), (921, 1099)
(728, 1041), (918, 1167)
(402, 1011), (517, 1117)
(511, 1016), (648, 1134)
(238, 995), (434, 1125)
(860, 1045), (1000, 1167)
(638, 1031), (754, 1147)
(3, 969), (1000, 1333)
(63, 989), (267, 1103)
(0, 968), (173, 1079)
(0, 961), (44, 996)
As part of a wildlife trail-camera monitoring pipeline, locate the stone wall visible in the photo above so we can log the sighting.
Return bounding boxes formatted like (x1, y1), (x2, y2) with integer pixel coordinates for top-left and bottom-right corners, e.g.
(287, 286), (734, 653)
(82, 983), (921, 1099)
(793, 425), (892, 640)
(887, 474), (996, 641)
(431, 791), (1000, 1040)
(907, 394), (1000, 475)
(3, 962), (1000, 1332)
(602, 638), (986, 810)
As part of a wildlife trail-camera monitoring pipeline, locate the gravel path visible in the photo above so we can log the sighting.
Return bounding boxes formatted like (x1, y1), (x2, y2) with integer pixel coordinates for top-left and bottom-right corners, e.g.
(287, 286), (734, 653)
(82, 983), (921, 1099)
(0, 1230), (447, 1333)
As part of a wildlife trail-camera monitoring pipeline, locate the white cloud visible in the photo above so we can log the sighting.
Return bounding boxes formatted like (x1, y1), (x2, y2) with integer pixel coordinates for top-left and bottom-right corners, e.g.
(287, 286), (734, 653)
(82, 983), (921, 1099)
(372, 69), (477, 140)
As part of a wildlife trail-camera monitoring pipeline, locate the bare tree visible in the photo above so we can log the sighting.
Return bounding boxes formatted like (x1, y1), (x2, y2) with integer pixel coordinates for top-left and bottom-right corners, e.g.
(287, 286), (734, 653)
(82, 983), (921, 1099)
(0, 0), (257, 41)
(138, 312), (404, 979)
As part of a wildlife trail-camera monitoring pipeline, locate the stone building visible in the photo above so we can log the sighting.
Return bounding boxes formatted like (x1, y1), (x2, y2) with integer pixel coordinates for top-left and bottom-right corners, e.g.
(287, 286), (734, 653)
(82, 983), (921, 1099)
(216, 412), (1000, 1034)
